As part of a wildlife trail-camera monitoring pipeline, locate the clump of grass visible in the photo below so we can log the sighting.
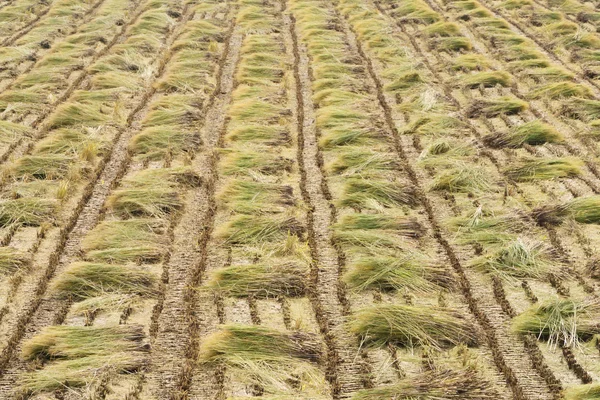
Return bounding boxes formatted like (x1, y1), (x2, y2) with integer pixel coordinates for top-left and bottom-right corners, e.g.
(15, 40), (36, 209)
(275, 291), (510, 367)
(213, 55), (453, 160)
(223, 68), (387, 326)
(335, 214), (424, 237)
(23, 324), (147, 361)
(82, 219), (168, 263)
(319, 125), (377, 148)
(401, 115), (466, 136)
(534, 196), (600, 225)
(561, 98), (600, 121)
(429, 163), (492, 193)
(421, 21), (461, 37)
(350, 304), (478, 349)
(466, 97), (528, 118)
(391, 0), (440, 24)
(512, 299), (600, 346)
(471, 238), (554, 279)
(220, 150), (293, 176)
(452, 54), (492, 71)
(327, 149), (400, 175)
(449, 207), (529, 245)
(352, 368), (498, 399)
(106, 167), (200, 217)
(0, 247), (29, 275)
(459, 71), (512, 88)
(524, 67), (574, 82)
(0, 121), (31, 144)
(130, 127), (199, 160)
(207, 263), (307, 298)
(47, 102), (113, 129)
(561, 196), (600, 224)
(20, 325), (148, 393)
(226, 124), (289, 144)
(505, 157), (582, 181)
(338, 178), (418, 209)
(10, 155), (78, 180)
(483, 120), (563, 148)
(0, 198), (56, 227)
(52, 262), (157, 300)
(199, 325), (324, 393)
(344, 254), (453, 293)
(218, 180), (295, 214)
(107, 188), (182, 218)
(563, 384), (600, 400)
(385, 71), (423, 92)
(217, 214), (304, 245)
(432, 36), (472, 52)
(529, 82), (592, 99)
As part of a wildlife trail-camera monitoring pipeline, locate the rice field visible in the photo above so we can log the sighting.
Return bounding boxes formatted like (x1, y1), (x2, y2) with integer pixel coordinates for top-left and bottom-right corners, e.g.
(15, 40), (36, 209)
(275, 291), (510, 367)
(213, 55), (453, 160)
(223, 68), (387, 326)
(0, 0), (600, 398)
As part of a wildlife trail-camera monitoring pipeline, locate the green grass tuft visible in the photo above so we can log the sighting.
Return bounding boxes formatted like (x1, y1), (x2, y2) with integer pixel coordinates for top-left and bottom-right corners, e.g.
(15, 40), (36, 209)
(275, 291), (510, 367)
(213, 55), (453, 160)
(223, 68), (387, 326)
(459, 71), (512, 88)
(350, 304), (479, 349)
(505, 157), (582, 181)
(429, 163), (492, 193)
(344, 254), (453, 293)
(529, 82), (592, 99)
(338, 178), (418, 209)
(470, 238), (554, 279)
(0, 198), (56, 227)
(466, 96), (528, 118)
(483, 120), (564, 148)
(216, 214), (304, 245)
(199, 325), (324, 394)
(564, 384), (600, 400)
(52, 262), (157, 300)
(207, 263), (307, 298)
(0, 247), (29, 275)
(352, 368), (498, 399)
(512, 299), (600, 346)
(82, 219), (168, 263)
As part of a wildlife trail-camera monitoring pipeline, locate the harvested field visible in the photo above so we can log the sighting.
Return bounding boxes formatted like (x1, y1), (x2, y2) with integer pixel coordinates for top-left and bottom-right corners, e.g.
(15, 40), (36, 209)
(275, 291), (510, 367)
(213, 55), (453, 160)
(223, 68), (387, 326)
(0, 0), (600, 398)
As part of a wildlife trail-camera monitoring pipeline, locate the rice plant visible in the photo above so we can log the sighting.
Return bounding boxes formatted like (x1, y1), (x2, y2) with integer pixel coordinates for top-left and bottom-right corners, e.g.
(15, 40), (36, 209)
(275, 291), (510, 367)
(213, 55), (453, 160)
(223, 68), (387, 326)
(401, 115), (466, 136)
(198, 325), (325, 394)
(534, 195), (600, 226)
(529, 82), (592, 99)
(0, 247), (30, 275)
(459, 71), (512, 88)
(338, 178), (418, 209)
(452, 54), (492, 71)
(352, 368), (498, 399)
(483, 120), (563, 148)
(505, 157), (582, 181)
(20, 325), (148, 393)
(470, 238), (554, 279)
(81, 219), (168, 263)
(216, 214), (304, 245)
(327, 149), (400, 175)
(429, 162), (492, 193)
(564, 384), (600, 400)
(335, 214), (424, 237)
(0, 198), (56, 227)
(218, 180), (295, 214)
(52, 262), (158, 300)
(465, 97), (528, 118)
(207, 262), (307, 298)
(512, 299), (600, 346)
(106, 167), (200, 217)
(350, 304), (479, 349)
(344, 254), (453, 292)
(449, 207), (529, 245)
